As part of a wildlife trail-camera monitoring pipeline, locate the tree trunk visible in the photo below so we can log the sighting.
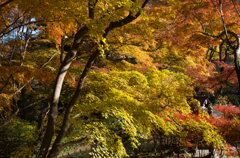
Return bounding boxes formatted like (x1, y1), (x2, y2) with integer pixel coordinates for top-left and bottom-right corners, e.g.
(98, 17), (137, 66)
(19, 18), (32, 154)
(233, 36), (240, 96)
(47, 50), (100, 157)
(38, 26), (89, 158)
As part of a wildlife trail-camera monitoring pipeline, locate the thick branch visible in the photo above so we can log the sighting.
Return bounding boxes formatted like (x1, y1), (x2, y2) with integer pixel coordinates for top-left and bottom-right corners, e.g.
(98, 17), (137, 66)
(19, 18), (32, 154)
(200, 30), (239, 50)
(219, 40), (225, 61)
(103, 0), (149, 37)
(60, 36), (66, 64)
(209, 46), (216, 61)
(223, 46), (230, 62)
(89, 0), (98, 19)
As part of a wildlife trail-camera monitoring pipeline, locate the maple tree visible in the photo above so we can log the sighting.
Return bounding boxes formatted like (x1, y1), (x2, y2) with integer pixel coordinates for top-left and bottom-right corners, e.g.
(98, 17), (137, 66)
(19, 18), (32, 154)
(153, 110), (224, 157)
(166, 0), (240, 95)
(158, 1), (240, 154)
(1, 0), (239, 158)
(208, 105), (240, 157)
(0, 0), (57, 127)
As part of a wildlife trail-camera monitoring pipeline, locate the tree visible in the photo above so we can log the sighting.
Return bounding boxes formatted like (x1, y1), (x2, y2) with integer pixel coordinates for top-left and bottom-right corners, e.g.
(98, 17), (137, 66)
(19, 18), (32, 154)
(0, 0), (231, 157)
(167, 0), (240, 95)
(26, 0), (153, 157)
(0, 0), (57, 128)
(208, 105), (240, 157)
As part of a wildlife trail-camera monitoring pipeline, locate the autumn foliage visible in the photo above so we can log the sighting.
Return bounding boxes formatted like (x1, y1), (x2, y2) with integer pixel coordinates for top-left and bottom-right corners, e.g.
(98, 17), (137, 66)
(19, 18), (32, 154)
(2, 0), (240, 157)
(207, 105), (240, 156)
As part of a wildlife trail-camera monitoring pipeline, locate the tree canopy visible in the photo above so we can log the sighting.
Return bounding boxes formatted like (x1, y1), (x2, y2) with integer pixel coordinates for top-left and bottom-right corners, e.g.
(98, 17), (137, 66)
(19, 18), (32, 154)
(1, 0), (240, 157)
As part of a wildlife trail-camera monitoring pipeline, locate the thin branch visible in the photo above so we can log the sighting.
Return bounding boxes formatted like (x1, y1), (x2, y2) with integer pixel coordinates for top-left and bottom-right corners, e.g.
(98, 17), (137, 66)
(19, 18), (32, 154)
(0, 20), (48, 38)
(0, 0), (14, 10)
(209, 46), (216, 61)
(218, 0), (231, 47)
(193, 10), (205, 32)
(8, 39), (17, 65)
(20, 98), (47, 111)
(1, 10), (7, 27)
(226, 67), (236, 81)
(209, 67), (236, 89)
(0, 74), (12, 92)
(37, 100), (50, 131)
(20, 29), (32, 66)
(206, 47), (210, 59)
(219, 40), (225, 61)
(203, 0), (235, 50)
(0, 113), (5, 121)
(71, 112), (82, 119)
(232, 0), (240, 17)
(199, 30), (239, 50)
(211, 0), (221, 16)
(40, 52), (57, 69)
(0, 108), (19, 129)
(0, 14), (22, 35)
(8, 52), (58, 98)
(9, 80), (31, 97)
(196, 31), (219, 38)
(0, 97), (47, 129)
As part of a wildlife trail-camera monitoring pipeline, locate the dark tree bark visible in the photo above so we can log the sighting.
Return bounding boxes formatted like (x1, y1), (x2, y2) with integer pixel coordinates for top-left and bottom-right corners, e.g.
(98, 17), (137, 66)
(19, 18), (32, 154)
(37, 100), (50, 131)
(221, 31), (240, 96)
